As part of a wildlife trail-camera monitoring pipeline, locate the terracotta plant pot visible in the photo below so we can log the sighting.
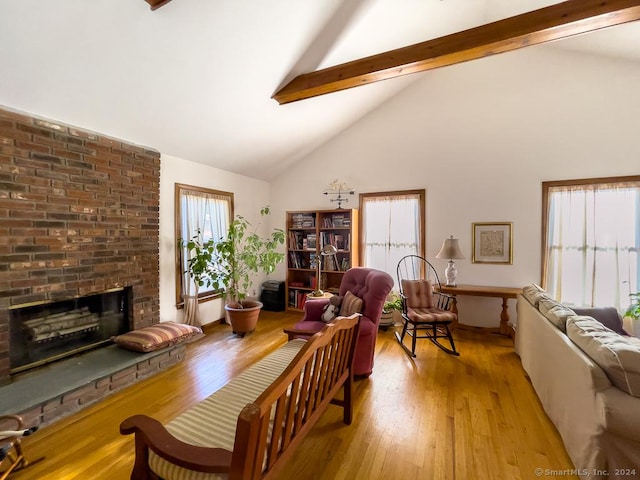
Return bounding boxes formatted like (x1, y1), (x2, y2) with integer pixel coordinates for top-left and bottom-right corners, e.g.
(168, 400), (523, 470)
(379, 312), (394, 330)
(225, 300), (263, 337)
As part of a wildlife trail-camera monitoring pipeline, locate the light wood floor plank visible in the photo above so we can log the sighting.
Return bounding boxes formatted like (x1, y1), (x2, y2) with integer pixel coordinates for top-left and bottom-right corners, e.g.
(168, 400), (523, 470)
(6, 311), (577, 479)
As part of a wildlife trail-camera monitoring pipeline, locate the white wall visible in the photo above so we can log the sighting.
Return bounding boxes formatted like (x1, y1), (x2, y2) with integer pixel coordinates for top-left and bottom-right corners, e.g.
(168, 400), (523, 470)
(269, 47), (640, 327)
(159, 154), (271, 325)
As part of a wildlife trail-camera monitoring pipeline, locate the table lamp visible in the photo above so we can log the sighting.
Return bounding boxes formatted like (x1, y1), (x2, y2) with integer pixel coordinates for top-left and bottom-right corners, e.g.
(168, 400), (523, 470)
(435, 235), (465, 287)
(310, 244), (338, 296)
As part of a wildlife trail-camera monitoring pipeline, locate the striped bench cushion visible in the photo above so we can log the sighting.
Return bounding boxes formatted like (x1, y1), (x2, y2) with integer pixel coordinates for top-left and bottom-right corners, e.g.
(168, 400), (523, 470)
(148, 339), (307, 480)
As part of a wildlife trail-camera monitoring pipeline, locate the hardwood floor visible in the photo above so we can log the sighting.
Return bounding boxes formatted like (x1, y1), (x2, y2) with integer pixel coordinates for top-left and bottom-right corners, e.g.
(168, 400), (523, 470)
(6, 311), (577, 480)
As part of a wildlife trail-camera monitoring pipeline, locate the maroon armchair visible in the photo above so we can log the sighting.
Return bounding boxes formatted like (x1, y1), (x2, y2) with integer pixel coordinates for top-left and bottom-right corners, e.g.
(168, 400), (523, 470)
(286, 267), (393, 377)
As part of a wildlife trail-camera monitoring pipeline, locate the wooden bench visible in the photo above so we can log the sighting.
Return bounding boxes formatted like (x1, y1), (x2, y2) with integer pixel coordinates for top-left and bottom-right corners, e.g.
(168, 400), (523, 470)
(120, 313), (360, 480)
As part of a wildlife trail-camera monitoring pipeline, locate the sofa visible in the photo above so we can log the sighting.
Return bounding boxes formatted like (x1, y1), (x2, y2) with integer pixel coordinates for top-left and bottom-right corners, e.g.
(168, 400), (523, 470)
(515, 284), (640, 480)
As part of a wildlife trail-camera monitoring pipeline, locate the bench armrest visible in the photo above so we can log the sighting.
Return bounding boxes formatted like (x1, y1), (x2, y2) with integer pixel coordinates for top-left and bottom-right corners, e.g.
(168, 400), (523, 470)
(283, 327), (319, 340)
(120, 414), (232, 473)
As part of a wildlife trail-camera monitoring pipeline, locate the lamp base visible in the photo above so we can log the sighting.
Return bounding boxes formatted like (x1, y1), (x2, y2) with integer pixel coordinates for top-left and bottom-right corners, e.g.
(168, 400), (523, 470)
(444, 260), (458, 287)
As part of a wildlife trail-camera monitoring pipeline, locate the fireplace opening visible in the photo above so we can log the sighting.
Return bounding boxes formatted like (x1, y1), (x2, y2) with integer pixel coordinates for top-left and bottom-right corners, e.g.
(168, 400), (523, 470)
(9, 288), (131, 375)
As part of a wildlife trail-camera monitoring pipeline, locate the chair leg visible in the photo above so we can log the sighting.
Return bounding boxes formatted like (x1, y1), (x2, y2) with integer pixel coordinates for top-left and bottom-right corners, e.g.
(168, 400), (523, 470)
(394, 318), (416, 358)
(445, 325), (459, 356)
(411, 324), (418, 356)
(428, 324), (460, 356)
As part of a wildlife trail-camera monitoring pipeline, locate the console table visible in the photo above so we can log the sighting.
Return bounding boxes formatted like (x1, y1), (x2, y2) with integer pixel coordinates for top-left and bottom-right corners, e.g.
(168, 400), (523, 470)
(438, 284), (522, 336)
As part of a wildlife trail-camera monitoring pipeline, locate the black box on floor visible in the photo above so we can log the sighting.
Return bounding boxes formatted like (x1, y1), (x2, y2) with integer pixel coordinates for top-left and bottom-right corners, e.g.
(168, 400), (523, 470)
(260, 280), (285, 311)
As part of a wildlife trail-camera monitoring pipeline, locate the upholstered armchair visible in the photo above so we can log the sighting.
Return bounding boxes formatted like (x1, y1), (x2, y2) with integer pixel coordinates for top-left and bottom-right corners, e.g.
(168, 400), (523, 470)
(285, 267), (393, 377)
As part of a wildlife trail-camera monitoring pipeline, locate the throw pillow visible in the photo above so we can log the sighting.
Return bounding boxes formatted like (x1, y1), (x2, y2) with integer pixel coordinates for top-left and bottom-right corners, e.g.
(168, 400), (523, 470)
(572, 307), (628, 336)
(522, 283), (549, 307)
(539, 298), (575, 332)
(566, 316), (640, 397)
(339, 291), (363, 317)
(401, 279), (434, 309)
(112, 322), (203, 352)
(321, 295), (343, 323)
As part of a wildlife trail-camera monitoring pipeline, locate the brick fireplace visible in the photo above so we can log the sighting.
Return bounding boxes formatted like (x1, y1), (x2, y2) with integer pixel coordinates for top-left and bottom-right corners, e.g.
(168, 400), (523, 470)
(0, 105), (161, 385)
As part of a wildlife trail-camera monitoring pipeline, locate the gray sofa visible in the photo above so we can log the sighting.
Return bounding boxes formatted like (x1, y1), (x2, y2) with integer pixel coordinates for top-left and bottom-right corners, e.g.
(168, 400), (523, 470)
(515, 284), (640, 480)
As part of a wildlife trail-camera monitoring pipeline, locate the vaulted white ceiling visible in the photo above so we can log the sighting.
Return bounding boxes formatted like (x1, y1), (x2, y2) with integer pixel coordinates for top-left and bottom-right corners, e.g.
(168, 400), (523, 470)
(1, 0), (638, 180)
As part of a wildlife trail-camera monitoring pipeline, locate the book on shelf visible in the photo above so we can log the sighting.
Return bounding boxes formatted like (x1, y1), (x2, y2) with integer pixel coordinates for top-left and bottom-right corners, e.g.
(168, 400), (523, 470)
(288, 231), (304, 249)
(320, 232), (350, 251)
(306, 233), (316, 250)
(340, 257), (350, 270)
(326, 213), (351, 228)
(288, 251), (299, 268)
(290, 213), (316, 229)
(289, 289), (310, 309)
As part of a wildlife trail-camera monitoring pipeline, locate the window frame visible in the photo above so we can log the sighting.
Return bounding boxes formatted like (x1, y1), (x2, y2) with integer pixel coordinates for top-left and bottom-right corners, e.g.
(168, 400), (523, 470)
(541, 174), (640, 305)
(174, 183), (234, 308)
(358, 189), (426, 280)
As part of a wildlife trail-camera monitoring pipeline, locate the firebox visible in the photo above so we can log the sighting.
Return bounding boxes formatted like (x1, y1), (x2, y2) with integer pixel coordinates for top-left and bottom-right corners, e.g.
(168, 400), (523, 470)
(8, 288), (131, 375)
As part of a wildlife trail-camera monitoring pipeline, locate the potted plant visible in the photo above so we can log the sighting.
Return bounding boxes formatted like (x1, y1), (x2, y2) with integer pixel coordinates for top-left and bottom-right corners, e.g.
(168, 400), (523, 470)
(380, 293), (403, 330)
(184, 206), (285, 336)
(624, 291), (640, 336)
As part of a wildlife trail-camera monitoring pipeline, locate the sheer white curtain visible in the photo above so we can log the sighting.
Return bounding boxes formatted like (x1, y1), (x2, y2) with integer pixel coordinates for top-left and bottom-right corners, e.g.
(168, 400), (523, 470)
(544, 181), (640, 310)
(362, 193), (423, 289)
(179, 188), (231, 324)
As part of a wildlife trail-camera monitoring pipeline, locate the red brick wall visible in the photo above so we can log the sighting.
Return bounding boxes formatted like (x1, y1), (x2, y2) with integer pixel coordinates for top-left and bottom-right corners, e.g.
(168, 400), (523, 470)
(0, 106), (161, 382)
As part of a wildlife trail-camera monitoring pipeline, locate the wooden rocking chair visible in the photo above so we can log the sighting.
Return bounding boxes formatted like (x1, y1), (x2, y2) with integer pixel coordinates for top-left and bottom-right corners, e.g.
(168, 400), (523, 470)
(396, 255), (459, 357)
(0, 415), (41, 480)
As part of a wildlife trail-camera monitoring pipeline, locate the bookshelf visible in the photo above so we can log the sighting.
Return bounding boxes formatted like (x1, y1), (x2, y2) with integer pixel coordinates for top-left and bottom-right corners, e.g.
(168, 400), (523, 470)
(286, 209), (359, 311)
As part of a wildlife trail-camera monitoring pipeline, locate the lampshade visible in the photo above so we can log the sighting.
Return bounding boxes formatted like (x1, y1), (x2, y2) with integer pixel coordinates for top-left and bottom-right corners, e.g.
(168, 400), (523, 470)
(435, 235), (465, 260)
(321, 244), (338, 256)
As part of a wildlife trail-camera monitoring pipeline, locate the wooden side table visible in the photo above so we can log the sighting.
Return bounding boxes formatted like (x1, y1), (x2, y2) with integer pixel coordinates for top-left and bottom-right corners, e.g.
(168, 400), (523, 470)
(438, 284), (522, 336)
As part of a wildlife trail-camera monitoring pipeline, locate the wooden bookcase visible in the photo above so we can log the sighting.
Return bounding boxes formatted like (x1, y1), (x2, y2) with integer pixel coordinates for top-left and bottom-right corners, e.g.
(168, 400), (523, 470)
(285, 209), (359, 312)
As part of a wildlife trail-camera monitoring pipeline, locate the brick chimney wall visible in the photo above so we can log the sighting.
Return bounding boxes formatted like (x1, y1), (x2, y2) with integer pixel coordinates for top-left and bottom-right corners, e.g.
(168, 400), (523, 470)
(0, 106), (161, 383)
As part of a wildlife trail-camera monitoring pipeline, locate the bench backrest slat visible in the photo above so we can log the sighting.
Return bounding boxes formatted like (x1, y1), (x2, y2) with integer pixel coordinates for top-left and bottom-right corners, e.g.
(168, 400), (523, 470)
(231, 314), (360, 479)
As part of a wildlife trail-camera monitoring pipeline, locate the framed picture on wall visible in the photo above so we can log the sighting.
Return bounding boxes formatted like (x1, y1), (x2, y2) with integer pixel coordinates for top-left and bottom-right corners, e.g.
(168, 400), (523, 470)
(472, 222), (513, 264)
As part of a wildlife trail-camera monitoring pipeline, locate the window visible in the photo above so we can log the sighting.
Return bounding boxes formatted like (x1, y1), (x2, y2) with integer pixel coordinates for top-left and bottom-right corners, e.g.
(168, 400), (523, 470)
(542, 176), (640, 310)
(359, 190), (425, 288)
(175, 183), (233, 306)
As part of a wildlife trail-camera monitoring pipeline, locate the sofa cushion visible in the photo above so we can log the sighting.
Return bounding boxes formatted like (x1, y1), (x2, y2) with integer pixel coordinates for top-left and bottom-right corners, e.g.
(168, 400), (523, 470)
(566, 316), (640, 397)
(538, 298), (576, 333)
(522, 283), (549, 307)
(572, 307), (628, 336)
(112, 322), (203, 352)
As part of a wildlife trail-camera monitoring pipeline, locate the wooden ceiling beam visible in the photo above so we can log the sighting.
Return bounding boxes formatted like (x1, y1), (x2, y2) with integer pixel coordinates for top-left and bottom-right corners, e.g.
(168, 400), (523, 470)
(144, 0), (173, 11)
(273, 0), (640, 104)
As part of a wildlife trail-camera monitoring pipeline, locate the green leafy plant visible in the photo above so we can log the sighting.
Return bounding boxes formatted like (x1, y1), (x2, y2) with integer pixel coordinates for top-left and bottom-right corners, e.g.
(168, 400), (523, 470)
(383, 293), (403, 314)
(625, 291), (640, 320)
(182, 231), (216, 296)
(182, 206), (285, 308)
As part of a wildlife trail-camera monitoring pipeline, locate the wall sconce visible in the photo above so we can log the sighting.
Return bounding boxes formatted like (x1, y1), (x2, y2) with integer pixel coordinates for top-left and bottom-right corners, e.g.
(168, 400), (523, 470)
(323, 179), (354, 209)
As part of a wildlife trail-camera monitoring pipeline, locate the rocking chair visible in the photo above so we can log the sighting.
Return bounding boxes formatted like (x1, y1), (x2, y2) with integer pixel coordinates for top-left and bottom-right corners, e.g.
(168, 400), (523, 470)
(396, 255), (459, 357)
(0, 415), (41, 480)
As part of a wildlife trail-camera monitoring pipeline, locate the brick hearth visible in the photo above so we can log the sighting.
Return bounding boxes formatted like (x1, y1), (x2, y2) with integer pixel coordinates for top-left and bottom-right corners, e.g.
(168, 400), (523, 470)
(0, 105), (161, 384)
(0, 344), (185, 429)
